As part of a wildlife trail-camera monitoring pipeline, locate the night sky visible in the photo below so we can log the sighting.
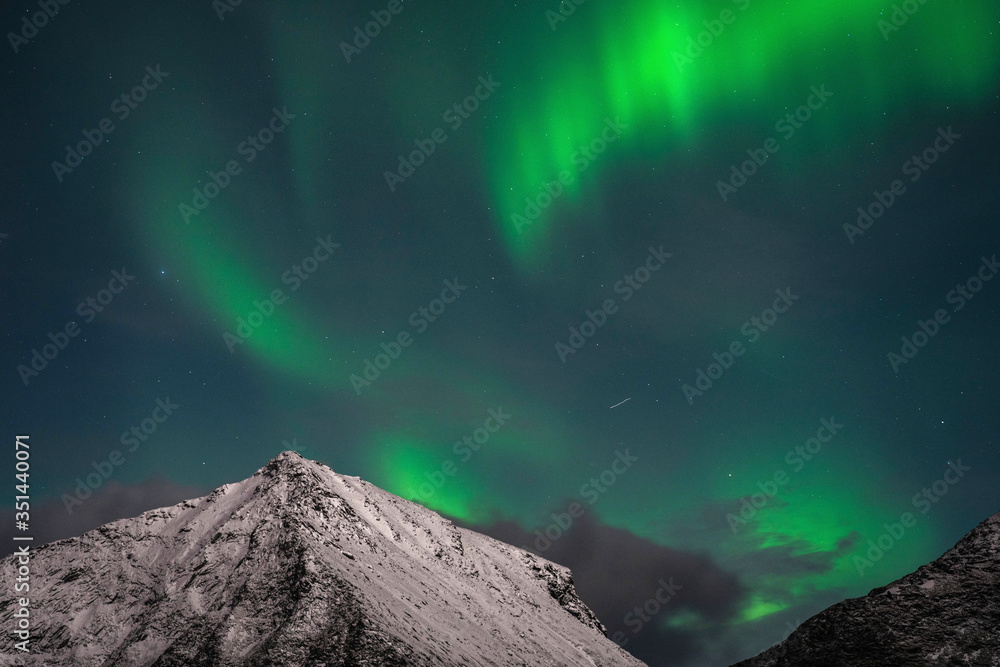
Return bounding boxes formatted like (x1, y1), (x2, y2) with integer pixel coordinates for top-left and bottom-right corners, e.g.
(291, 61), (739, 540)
(3, 0), (999, 665)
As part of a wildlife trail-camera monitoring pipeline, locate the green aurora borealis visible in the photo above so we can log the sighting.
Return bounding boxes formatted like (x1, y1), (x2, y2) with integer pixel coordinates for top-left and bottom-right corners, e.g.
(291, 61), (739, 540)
(488, 0), (998, 271)
(5, 0), (1000, 664)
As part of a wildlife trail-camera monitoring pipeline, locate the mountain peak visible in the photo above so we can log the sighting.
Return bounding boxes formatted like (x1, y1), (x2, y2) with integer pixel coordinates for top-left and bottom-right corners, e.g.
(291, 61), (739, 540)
(270, 448), (306, 462)
(257, 448), (316, 477)
(2, 453), (644, 666)
(251, 449), (347, 507)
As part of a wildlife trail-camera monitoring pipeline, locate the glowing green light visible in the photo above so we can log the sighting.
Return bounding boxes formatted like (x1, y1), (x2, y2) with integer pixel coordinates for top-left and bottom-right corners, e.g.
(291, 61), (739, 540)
(487, 0), (1000, 271)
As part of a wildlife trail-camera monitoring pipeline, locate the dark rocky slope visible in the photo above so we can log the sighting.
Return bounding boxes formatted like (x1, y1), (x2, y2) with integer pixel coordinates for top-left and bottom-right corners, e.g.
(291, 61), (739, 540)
(732, 511), (1000, 667)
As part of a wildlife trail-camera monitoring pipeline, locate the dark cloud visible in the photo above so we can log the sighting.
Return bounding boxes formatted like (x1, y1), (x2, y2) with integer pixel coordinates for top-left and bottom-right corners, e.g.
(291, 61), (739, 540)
(1, 477), (207, 557)
(669, 499), (861, 580)
(458, 504), (865, 666)
(456, 508), (747, 666)
(733, 531), (861, 580)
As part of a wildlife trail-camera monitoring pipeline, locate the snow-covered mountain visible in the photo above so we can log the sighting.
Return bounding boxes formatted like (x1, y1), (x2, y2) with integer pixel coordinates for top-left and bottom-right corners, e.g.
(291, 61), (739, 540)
(732, 511), (1000, 667)
(1, 451), (645, 666)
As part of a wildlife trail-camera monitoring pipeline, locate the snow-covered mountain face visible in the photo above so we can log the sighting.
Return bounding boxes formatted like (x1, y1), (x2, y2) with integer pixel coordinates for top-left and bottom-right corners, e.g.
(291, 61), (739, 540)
(1, 452), (645, 666)
(732, 511), (1000, 667)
